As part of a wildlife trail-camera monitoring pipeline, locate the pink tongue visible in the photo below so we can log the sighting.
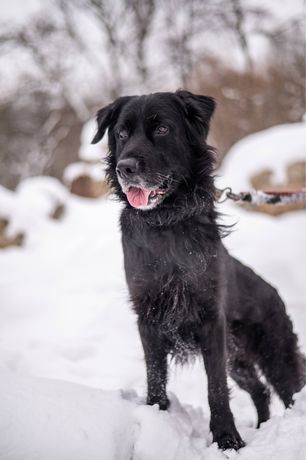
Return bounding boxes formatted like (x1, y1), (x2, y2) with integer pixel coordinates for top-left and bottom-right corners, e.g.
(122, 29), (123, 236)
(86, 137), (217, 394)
(127, 187), (151, 208)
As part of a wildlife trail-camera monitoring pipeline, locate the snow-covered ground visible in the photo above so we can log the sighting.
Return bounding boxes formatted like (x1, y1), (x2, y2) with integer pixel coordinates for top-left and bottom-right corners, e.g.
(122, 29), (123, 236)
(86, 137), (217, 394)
(0, 123), (305, 459)
(1, 371), (305, 460)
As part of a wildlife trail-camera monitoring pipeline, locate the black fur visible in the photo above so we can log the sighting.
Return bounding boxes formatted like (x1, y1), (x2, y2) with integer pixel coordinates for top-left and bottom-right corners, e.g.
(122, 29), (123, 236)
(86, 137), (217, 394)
(92, 90), (306, 451)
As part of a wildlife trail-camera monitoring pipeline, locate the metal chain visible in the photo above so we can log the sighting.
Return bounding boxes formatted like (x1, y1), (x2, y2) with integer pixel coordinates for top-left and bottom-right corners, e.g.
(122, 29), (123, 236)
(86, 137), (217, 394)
(216, 187), (306, 206)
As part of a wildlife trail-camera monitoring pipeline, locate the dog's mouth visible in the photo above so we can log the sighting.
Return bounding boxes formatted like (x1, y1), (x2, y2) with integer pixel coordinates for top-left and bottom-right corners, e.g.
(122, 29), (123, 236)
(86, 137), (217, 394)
(117, 173), (173, 210)
(126, 186), (167, 209)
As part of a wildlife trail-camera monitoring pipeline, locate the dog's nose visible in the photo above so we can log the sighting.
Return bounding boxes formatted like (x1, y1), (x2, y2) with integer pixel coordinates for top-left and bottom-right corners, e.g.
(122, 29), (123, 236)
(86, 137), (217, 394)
(116, 158), (139, 179)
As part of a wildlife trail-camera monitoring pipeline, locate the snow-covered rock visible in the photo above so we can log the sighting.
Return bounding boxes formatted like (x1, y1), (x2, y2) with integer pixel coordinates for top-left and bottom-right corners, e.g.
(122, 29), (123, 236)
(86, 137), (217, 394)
(63, 161), (106, 185)
(217, 122), (306, 215)
(62, 119), (109, 198)
(0, 177), (67, 246)
(63, 161), (109, 198)
(218, 122), (306, 191)
(79, 119), (108, 162)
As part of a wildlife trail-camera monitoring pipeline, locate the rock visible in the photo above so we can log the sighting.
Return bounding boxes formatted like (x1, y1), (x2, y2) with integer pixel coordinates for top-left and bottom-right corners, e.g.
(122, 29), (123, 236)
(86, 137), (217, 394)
(49, 203), (65, 220)
(287, 161), (306, 188)
(0, 217), (9, 232)
(0, 217), (25, 249)
(69, 175), (109, 198)
(63, 161), (110, 199)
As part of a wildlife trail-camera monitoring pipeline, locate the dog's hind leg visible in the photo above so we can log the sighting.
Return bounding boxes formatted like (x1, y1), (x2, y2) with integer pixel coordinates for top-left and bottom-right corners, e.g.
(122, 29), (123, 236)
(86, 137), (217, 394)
(256, 328), (305, 407)
(250, 298), (306, 408)
(230, 358), (271, 427)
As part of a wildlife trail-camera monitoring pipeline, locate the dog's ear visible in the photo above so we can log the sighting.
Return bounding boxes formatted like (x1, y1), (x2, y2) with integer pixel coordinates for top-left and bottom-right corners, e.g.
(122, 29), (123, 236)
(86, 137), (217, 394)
(91, 96), (134, 144)
(175, 90), (216, 139)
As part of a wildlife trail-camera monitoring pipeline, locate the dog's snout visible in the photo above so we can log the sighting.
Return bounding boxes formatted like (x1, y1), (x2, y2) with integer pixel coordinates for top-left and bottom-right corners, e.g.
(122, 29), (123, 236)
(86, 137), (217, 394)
(116, 158), (139, 179)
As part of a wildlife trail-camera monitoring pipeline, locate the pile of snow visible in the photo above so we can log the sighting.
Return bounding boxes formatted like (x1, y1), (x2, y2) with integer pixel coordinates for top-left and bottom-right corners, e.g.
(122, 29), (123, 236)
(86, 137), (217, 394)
(63, 119), (108, 187)
(217, 122), (306, 191)
(1, 370), (305, 460)
(78, 119), (108, 162)
(63, 161), (107, 185)
(0, 177), (68, 239)
(0, 122), (305, 458)
(0, 371), (135, 460)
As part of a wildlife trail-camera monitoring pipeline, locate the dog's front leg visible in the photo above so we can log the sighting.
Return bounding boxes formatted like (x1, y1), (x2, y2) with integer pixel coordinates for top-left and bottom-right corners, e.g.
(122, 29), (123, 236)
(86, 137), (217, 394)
(138, 321), (170, 410)
(200, 316), (245, 451)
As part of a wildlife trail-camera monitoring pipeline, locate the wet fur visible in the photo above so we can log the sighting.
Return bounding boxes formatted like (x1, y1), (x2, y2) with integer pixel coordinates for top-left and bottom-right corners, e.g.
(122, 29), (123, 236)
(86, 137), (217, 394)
(92, 90), (306, 450)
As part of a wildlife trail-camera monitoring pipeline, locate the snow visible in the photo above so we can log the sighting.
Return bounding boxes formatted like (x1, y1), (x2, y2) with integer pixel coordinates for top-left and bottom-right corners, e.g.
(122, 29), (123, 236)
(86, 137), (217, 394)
(79, 119), (108, 162)
(0, 177), (68, 238)
(0, 122), (305, 458)
(63, 161), (106, 184)
(62, 119), (109, 183)
(217, 121), (306, 191)
(0, 371), (135, 460)
(0, 0), (42, 23)
(0, 370), (305, 460)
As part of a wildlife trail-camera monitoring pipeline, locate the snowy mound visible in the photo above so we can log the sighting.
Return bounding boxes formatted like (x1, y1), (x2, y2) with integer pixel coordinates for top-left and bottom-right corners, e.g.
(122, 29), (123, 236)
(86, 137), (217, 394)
(63, 161), (106, 184)
(1, 370), (305, 460)
(218, 122), (306, 190)
(0, 177), (68, 239)
(0, 371), (135, 460)
(79, 119), (108, 161)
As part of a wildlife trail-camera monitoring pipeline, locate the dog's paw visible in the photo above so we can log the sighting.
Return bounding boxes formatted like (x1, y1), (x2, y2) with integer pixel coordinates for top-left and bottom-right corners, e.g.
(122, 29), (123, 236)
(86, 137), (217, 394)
(147, 396), (170, 411)
(158, 399), (170, 411)
(215, 431), (245, 451)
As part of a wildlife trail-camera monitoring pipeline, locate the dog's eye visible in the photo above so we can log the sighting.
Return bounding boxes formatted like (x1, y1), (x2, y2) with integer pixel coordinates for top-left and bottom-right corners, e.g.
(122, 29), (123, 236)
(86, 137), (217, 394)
(118, 129), (128, 140)
(154, 125), (169, 136)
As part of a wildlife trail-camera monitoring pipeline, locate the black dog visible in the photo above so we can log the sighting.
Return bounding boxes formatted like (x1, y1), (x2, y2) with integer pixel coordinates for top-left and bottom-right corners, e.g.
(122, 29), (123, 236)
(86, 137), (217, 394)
(92, 90), (305, 451)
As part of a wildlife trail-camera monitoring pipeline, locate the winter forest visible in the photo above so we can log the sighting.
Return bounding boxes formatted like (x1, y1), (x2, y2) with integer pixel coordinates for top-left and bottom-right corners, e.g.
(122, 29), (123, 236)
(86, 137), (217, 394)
(0, 0), (305, 459)
(0, 0), (304, 188)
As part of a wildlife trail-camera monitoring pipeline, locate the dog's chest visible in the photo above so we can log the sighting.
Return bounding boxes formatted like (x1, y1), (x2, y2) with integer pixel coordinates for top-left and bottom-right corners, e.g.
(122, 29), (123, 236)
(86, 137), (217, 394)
(120, 213), (222, 358)
(122, 222), (219, 327)
(123, 218), (215, 277)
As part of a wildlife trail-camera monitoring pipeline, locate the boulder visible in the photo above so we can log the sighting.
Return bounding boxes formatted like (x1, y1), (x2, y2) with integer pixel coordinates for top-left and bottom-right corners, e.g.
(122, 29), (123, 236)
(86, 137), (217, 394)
(0, 217), (25, 249)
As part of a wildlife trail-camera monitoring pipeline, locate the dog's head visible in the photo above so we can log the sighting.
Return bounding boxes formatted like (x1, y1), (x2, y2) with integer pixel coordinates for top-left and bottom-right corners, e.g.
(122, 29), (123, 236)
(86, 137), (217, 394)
(92, 90), (215, 210)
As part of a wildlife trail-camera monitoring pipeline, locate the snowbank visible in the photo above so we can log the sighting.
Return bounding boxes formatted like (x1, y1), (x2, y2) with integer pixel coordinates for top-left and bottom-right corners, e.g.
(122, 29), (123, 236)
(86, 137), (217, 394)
(0, 370), (135, 460)
(1, 370), (305, 460)
(0, 177), (68, 239)
(218, 122), (306, 190)
(63, 161), (106, 185)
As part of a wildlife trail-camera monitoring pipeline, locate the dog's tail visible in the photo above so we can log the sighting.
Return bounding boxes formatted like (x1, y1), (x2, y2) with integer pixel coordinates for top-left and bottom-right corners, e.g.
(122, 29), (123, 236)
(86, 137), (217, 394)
(251, 293), (306, 407)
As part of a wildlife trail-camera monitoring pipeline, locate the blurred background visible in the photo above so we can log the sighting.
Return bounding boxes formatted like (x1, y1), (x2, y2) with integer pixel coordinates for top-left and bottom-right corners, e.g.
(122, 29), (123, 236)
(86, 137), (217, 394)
(0, 0), (304, 191)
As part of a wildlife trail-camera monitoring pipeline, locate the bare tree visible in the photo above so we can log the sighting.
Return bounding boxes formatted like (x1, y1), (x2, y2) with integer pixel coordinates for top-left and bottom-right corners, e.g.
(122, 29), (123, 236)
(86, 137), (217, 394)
(190, 19), (305, 161)
(163, 0), (202, 86)
(0, 11), (90, 187)
(0, 0), (300, 188)
(127, 0), (156, 82)
(210, 0), (271, 71)
(0, 0), (160, 187)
